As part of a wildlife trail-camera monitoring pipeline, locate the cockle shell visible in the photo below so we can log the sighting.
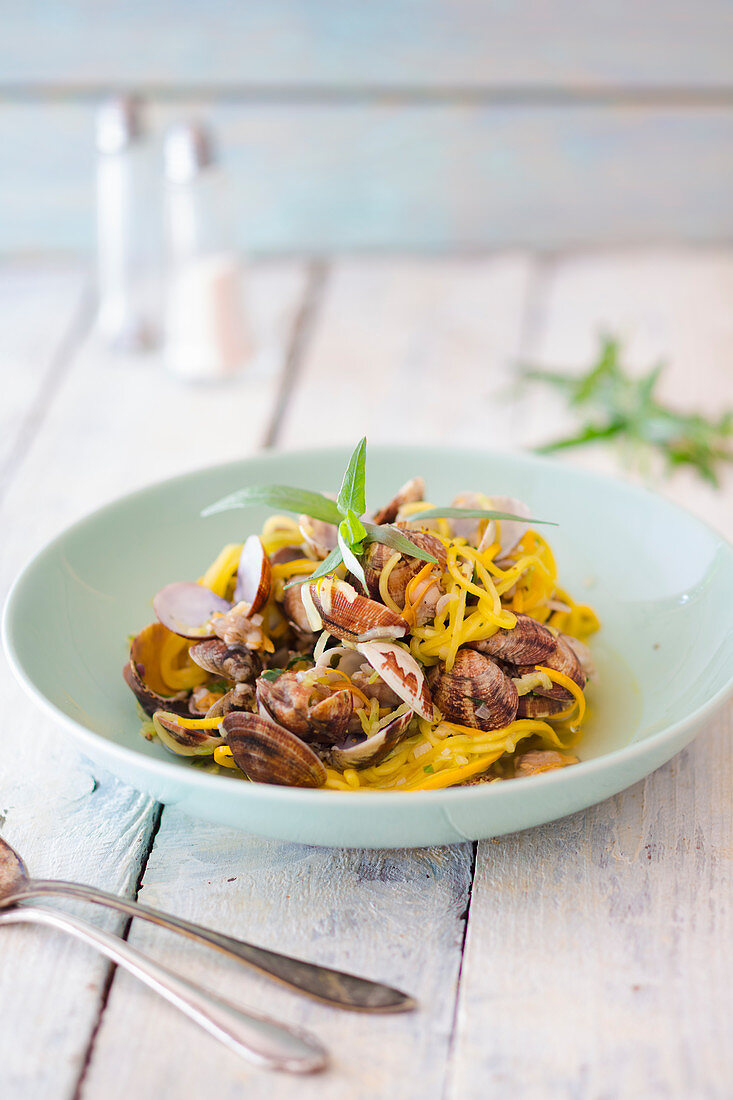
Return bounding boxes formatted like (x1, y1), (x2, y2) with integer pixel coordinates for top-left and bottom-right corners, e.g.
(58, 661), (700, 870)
(153, 582), (231, 639)
(356, 640), (433, 721)
(152, 710), (223, 756)
(256, 672), (353, 745)
(308, 577), (408, 643)
(189, 638), (262, 683)
(233, 536), (271, 613)
(123, 623), (191, 717)
(331, 710), (414, 769)
(430, 649), (518, 731)
(516, 634), (585, 701)
(222, 711), (327, 788)
(371, 477), (425, 525)
(471, 613), (556, 666)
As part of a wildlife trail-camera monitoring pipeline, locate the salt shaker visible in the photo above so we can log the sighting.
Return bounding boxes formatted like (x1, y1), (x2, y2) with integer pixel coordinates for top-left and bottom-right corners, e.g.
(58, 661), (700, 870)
(95, 95), (157, 351)
(163, 122), (249, 381)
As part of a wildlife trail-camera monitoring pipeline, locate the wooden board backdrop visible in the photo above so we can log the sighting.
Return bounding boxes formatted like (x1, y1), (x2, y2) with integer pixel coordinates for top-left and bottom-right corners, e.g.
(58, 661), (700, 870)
(2, 1), (733, 253)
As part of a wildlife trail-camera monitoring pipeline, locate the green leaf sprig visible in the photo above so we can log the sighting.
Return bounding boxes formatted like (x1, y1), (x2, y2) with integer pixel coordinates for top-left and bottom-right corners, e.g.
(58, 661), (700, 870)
(522, 336), (733, 488)
(202, 438), (553, 589)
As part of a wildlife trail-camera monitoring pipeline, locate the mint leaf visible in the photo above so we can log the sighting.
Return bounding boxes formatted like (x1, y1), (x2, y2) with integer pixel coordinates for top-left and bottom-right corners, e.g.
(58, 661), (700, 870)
(202, 485), (342, 524)
(337, 436), (367, 517)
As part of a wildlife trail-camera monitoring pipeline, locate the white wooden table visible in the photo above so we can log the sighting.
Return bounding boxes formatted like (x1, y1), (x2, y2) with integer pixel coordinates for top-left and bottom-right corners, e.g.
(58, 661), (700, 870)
(1, 251), (731, 1099)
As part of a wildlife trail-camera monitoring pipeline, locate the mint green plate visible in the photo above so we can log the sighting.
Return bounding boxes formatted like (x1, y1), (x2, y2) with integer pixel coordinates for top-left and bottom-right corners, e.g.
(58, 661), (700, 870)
(4, 447), (733, 848)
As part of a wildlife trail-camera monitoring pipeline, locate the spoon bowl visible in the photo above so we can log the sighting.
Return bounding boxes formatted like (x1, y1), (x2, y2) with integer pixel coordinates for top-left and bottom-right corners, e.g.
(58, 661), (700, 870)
(0, 838), (27, 899)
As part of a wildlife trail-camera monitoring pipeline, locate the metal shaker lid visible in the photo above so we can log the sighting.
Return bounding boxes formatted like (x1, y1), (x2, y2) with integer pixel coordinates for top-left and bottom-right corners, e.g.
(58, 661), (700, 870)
(96, 95), (145, 154)
(164, 122), (216, 183)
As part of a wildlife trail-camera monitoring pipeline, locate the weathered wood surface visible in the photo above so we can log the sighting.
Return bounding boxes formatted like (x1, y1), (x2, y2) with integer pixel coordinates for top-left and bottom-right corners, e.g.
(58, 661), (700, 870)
(0, 251), (731, 1099)
(4, 103), (733, 254)
(82, 824), (473, 1099)
(4, 1), (733, 88)
(448, 704), (733, 1099)
(0, 260), (309, 1098)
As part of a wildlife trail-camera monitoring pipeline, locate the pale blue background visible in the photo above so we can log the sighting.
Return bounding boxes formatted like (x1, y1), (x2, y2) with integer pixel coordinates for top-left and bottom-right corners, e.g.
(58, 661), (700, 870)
(3, 1), (733, 253)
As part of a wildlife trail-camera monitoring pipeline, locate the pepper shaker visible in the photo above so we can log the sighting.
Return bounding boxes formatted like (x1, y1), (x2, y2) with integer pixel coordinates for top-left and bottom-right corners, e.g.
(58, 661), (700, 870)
(163, 122), (249, 381)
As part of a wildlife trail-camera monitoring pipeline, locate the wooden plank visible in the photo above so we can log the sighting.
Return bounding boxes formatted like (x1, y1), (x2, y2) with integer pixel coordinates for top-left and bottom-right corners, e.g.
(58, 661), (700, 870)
(3, 103), (733, 254)
(3, 1), (733, 89)
(0, 262), (87, 487)
(516, 248), (733, 541)
(448, 704), (733, 1099)
(0, 260), (309, 1099)
(277, 254), (537, 451)
(75, 255), (533, 1098)
(448, 248), (733, 1097)
(80, 824), (474, 1099)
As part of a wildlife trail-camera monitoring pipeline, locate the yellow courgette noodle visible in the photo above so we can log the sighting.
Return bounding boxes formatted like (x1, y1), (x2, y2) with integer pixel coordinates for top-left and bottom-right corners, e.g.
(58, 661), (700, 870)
(150, 507), (599, 792)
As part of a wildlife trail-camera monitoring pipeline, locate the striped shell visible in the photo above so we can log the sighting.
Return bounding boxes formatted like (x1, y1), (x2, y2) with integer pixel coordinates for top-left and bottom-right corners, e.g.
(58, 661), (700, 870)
(430, 649), (518, 731)
(308, 577), (408, 643)
(222, 711), (327, 788)
(189, 638), (262, 683)
(331, 710), (414, 769)
(356, 640), (433, 721)
(516, 634), (585, 701)
(471, 614), (557, 666)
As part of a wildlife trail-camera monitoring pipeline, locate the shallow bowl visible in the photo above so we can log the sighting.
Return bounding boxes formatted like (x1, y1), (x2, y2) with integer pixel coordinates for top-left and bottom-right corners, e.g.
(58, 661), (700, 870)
(4, 446), (732, 848)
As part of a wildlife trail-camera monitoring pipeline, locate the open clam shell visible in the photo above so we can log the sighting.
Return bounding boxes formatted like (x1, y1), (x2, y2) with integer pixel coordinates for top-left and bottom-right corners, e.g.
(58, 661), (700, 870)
(257, 672), (353, 745)
(153, 582), (232, 639)
(222, 711), (327, 788)
(308, 577), (408, 643)
(371, 476), (425, 525)
(517, 634), (585, 701)
(152, 710), (223, 756)
(233, 536), (272, 613)
(331, 709), (413, 769)
(356, 640), (433, 721)
(124, 623), (192, 717)
(189, 638), (262, 683)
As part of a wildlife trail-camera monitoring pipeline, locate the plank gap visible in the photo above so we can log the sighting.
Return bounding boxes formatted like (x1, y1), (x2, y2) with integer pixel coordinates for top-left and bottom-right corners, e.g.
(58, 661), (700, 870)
(441, 840), (478, 1100)
(70, 804), (164, 1100)
(3, 84), (733, 107)
(262, 259), (328, 448)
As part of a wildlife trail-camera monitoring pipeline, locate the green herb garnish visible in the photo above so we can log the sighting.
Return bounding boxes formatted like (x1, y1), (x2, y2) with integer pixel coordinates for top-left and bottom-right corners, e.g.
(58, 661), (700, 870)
(202, 437), (552, 589)
(522, 335), (733, 488)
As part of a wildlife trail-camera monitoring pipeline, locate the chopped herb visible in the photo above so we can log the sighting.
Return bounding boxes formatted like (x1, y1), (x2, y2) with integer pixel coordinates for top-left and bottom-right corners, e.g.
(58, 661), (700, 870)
(423, 764), (435, 774)
(259, 668), (285, 682)
(521, 335), (733, 488)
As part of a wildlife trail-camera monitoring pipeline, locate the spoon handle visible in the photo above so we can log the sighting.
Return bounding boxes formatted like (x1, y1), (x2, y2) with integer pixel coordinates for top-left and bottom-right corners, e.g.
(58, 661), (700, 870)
(18, 879), (413, 1012)
(0, 905), (326, 1074)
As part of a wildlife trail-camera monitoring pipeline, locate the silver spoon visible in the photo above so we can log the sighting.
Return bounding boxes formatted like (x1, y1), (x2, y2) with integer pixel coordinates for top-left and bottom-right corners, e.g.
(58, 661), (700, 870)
(0, 836), (413, 1011)
(0, 904), (326, 1073)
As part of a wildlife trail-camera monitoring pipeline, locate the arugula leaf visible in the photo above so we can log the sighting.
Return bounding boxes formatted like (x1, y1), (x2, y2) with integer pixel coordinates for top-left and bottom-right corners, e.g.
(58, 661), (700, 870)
(337, 436), (367, 517)
(201, 485), (342, 524)
(362, 521), (438, 563)
(283, 546), (343, 588)
(407, 506), (555, 526)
